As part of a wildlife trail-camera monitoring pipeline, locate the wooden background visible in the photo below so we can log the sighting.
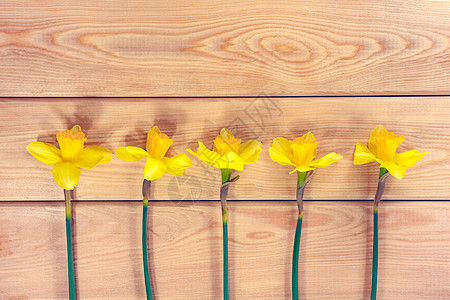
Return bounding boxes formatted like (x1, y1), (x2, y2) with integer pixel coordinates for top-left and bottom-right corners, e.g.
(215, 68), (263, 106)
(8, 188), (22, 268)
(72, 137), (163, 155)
(1, 0), (449, 299)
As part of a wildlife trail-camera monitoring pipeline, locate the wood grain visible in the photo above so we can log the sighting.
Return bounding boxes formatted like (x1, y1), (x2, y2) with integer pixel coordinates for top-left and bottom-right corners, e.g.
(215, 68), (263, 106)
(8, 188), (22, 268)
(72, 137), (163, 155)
(1, 1), (449, 96)
(0, 97), (447, 201)
(0, 201), (449, 299)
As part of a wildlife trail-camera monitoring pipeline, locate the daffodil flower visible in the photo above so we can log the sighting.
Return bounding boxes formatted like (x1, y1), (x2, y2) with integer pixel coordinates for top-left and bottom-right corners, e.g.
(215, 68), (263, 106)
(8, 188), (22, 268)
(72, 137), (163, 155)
(269, 132), (341, 300)
(354, 125), (428, 179)
(269, 132), (342, 174)
(187, 128), (262, 300)
(354, 125), (428, 300)
(116, 126), (192, 300)
(26, 125), (111, 300)
(187, 128), (262, 171)
(116, 126), (192, 180)
(26, 125), (112, 190)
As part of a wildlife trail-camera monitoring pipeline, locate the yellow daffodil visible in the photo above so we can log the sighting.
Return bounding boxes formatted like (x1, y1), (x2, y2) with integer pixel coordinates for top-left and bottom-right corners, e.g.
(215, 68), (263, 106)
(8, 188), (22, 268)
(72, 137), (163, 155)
(269, 132), (342, 174)
(187, 128), (261, 299)
(116, 126), (192, 180)
(26, 125), (112, 190)
(186, 128), (262, 171)
(354, 125), (429, 180)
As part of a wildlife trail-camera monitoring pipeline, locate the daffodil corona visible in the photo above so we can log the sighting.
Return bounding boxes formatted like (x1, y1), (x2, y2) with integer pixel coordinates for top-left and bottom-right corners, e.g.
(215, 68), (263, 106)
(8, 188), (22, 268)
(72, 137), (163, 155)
(354, 125), (428, 179)
(26, 125), (112, 190)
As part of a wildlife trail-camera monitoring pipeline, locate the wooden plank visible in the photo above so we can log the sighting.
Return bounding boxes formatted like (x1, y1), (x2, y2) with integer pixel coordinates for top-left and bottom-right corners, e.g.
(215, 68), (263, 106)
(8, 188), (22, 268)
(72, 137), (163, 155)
(0, 201), (449, 299)
(0, 97), (447, 201)
(0, 1), (449, 96)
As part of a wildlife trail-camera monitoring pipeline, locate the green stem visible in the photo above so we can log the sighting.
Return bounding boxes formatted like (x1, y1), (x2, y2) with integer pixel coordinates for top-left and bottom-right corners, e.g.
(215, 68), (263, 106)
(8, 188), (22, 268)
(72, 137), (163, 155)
(371, 206), (378, 300)
(297, 170), (307, 188)
(379, 167), (389, 179)
(371, 167), (388, 300)
(292, 171), (308, 300)
(292, 213), (303, 300)
(222, 221), (229, 300)
(221, 168), (232, 185)
(64, 189), (76, 300)
(221, 168), (232, 300)
(142, 180), (153, 300)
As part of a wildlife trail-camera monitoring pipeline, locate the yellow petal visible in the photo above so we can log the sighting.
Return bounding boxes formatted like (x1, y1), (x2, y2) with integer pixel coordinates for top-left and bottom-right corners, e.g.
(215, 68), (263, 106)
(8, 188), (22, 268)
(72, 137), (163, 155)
(52, 162), (81, 190)
(271, 137), (294, 162)
(394, 149), (429, 168)
(376, 159), (407, 180)
(291, 143), (316, 167)
(116, 146), (150, 161)
(144, 157), (168, 180)
(213, 152), (244, 171)
(26, 142), (62, 165)
(354, 142), (377, 165)
(238, 140), (262, 165)
(269, 147), (293, 166)
(75, 146), (112, 169)
(187, 141), (244, 170)
(310, 153), (342, 168)
(219, 128), (234, 140)
(301, 132), (317, 144)
(187, 142), (220, 165)
(148, 126), (161, 135)
(146, 127), (173, 159)
(162, 154), (192, 176)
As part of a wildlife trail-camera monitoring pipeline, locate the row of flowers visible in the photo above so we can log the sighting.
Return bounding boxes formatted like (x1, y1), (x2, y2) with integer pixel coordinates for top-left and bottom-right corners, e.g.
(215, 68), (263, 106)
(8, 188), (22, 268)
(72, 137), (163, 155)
(26, 125), (427, 300)
(27, 125), (426, 190)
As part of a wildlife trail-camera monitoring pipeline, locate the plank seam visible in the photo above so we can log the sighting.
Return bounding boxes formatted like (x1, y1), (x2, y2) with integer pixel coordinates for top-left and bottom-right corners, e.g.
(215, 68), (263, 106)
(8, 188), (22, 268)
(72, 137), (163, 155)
(2, 199), (449, 203)
(1, 94), (450, 99)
